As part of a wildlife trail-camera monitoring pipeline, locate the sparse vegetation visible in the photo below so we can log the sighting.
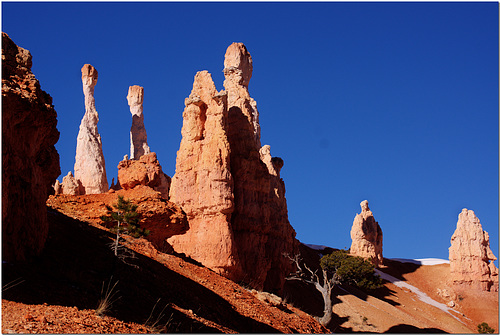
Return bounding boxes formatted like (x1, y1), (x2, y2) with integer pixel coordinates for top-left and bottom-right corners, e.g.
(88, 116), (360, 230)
(101, 195), (149, 257)
(320, 249), (383, 291)
(2, 277), (25, 292)
(145, 298), (172, 332)
(96, 277), (120, 316)
(284, 253), (340, 326)
(477, 322), (495, 334)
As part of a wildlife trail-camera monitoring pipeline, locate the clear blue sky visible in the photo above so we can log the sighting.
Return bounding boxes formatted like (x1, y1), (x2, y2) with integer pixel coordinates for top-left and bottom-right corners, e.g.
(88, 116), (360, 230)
(3, 2), (498, 263)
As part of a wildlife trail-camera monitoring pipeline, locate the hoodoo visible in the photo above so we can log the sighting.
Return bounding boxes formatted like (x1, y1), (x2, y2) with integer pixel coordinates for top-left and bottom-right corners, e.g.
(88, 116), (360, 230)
(2, 32), (61, 261)
(350, 200), (383, 267)
(74, 64), (108, 194)
(449, 208), (498, 292)
(168, 43), (298, 293)
(127, 85), (150, 160)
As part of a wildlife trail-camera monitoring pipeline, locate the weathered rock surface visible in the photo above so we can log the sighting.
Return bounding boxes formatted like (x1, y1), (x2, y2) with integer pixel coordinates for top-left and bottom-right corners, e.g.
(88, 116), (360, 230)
(74, 64), (108, 194)
(117, 152), (170, 197)
(350, 200), (383, 267)
(449, 208), (499, 292)
(2, 32), (61, 262)
(127, 85), (150, 160)
(61, 171), (81, 195)
(168, 43), (298, 293)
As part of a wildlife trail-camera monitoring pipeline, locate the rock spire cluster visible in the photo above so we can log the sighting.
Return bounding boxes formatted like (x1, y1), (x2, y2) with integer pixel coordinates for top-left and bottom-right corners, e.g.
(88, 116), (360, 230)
(350, 200), (383, 267)
(73, 64), (108, 194)
(449, 208), (498, 292)
(127, 85), (150, 160)
(168, 43), (298, 293)
(2, 32), (61, 261)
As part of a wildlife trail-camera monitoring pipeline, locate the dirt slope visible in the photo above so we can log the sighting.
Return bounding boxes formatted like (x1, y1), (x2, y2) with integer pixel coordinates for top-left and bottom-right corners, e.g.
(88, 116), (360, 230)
(2, 189), (326, 334)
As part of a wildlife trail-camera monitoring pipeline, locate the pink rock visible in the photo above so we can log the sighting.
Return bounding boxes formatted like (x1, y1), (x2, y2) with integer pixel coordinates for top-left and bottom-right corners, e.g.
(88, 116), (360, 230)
(127, 85), (150, 160)
(449, 208), (498, 292)
(117, 152), (170, 198)
(61, 171), (81, 195)
(168, 44), (298, 293)
(2, 32), (61, 261)
(74, 64), (108, 194)
(350, 200), (383, 267)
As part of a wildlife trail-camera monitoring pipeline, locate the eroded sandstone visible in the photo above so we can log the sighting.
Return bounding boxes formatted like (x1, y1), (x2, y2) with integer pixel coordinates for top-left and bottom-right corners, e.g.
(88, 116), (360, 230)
(449, 208), (499, 292)
(74, 64), (108, 194)
(350, 200), (383, 267)
(2, 32), (61, 261)
(127, 85), (150, 160)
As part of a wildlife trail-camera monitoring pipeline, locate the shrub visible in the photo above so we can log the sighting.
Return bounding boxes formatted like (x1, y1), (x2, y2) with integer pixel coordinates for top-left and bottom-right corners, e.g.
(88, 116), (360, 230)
(478, 322), (495, 334)
(320, 249), (383, 290)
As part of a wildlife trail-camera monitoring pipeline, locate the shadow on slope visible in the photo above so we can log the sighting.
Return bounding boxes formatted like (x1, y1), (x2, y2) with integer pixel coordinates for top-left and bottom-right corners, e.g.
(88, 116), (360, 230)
(2, 208), (280, 333)
(282, 243), (426, 331)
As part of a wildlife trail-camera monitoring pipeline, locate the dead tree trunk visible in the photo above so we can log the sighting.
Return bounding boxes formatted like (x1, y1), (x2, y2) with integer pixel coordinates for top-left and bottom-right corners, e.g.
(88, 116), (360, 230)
(284, 253), (339, 327)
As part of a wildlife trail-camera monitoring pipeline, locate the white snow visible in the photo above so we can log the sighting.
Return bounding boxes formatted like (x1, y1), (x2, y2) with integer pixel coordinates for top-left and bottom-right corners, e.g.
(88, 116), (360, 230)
(374, 269), (464, 323)
(389, 258), (450, 265)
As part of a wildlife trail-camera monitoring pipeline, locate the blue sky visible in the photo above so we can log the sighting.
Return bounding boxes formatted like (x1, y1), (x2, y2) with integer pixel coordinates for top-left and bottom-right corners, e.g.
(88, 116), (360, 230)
(3, 2), (498, 263)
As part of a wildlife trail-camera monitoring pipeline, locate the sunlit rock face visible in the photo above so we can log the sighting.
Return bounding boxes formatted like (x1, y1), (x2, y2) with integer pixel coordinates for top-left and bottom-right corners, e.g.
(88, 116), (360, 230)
(127, 85), (150, 160)
(168, 43), (298, 293)
(117, 152), (170, 198)
(449, 208), (499, 292)
(2, 32), (61, 261)
(350, 200), (384, 267)
(74, 64), (108, 194)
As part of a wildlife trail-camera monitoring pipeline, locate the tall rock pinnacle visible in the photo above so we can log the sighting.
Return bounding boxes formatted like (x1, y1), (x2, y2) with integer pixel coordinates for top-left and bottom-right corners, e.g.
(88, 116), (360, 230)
(168, 43), (298, 293)
(350, 200), (383, 267)
(127, 85), (150, 160)
(449, 208), (498, 292)
(74, 64), (108, 194)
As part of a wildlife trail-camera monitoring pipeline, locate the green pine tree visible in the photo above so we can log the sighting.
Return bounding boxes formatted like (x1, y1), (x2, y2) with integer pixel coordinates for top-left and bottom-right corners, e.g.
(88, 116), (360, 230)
(101, 195), (149, 256)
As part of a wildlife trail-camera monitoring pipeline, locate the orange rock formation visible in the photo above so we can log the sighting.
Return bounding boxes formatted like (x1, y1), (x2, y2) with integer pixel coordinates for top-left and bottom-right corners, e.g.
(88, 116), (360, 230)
(350, 200), (383, 267)
(2, 32), (61, 261)
(168, 43), (298, 293)
(449, 208), (499, 292)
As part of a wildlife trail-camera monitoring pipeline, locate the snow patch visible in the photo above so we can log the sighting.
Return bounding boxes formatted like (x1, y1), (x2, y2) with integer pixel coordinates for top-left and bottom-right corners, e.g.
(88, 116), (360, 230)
(389, 258), (450, 265)
(375, 269), (464, 324)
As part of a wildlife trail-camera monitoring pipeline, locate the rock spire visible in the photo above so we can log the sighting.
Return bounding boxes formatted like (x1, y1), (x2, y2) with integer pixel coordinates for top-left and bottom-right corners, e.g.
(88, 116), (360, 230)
(74, 64), (108, 194)
(127, 85), (150, 160)
(449, 208), (498, 292)
(350, 200), (383, 267)
(168, 43), (298, 293)
(2, 32), (61, 261)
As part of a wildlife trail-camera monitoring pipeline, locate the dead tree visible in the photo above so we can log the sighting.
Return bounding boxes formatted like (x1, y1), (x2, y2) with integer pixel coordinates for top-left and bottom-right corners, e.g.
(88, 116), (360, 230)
(284, 253), (339, 326)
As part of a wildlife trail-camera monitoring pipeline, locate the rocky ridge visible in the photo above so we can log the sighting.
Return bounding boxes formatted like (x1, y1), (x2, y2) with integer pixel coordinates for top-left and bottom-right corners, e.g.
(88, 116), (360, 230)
(1, 32), (61, 262)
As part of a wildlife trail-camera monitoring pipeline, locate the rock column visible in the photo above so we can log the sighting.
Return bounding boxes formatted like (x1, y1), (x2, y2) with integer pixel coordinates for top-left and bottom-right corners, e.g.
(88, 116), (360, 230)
(127, 85), (150, 160)
(350, 200), (383, 267)
(74, 64), (108, 194)
(449, 208), (498, 291)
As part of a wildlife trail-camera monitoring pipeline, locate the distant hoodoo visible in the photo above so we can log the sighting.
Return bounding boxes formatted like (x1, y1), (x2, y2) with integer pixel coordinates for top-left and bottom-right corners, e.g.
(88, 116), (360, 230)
(449, 208), (498, 292)
(127, 85), (150, 160)
(350, 200), (383, 267)
(74, 64), (108, 194)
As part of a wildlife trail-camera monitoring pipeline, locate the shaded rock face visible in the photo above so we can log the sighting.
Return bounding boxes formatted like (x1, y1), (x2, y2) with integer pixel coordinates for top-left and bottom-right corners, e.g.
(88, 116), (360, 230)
(168, 43), (298, 293)
(127, 85), (150, 160)
(449, 208), (499, 292)
(2, 32), (61, 262)
(117, 152), (171, 197)
(74, 64), (108, 194)
(350, 200), (383, 267)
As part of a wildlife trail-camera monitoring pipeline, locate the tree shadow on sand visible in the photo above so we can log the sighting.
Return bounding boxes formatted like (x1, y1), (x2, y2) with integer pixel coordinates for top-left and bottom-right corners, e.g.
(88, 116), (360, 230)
(2, 208), (281, 333)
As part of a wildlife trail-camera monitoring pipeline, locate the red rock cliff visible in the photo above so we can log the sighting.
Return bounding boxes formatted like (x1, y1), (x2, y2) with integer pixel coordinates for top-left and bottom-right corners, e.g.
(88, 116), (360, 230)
(2, 32), (61, 262)
(169, 43), (298, 293)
